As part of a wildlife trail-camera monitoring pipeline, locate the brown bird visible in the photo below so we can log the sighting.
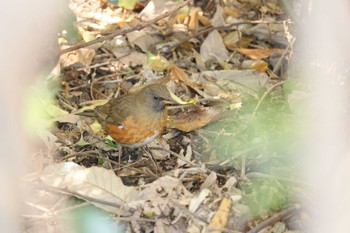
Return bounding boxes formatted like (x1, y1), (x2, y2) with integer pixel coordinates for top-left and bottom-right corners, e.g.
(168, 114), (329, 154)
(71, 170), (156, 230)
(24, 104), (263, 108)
(77, 84), (175, 148)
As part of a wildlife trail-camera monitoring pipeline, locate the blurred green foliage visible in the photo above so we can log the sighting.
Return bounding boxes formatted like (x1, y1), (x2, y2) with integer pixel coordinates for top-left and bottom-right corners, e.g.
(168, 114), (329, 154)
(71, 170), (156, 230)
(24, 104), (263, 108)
(197, 83), (304, 216)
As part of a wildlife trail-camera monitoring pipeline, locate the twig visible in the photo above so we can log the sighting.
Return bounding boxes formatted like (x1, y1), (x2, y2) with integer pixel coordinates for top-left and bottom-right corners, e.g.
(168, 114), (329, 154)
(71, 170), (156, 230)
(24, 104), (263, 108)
(56, 151), (98, 162)
(272, 42), (292, 75)
(148, 146), (196, 166)
(206, 226), (241, 233)
(60, 0), (193, 55)
(46, 186), (135, 213)
(169, 199), (208, 225)
(247, 204), (300, 233)
(249, 80), (288, 121)
(57, 151), (159, 178)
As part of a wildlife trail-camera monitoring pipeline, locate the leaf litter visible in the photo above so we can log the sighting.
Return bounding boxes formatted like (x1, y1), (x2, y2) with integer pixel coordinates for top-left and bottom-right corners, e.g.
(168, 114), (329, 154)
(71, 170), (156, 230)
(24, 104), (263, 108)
(23, 0), (309, 232)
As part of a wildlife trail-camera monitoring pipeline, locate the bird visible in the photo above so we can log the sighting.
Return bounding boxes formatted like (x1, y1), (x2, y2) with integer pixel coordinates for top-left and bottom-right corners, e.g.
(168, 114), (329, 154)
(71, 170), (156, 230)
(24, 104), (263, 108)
(76, 83), (176, 148)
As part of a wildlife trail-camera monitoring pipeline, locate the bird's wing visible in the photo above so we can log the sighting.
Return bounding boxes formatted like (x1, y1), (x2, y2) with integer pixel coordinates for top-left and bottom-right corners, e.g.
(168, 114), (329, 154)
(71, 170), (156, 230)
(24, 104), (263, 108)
(95, 95), (137, 126)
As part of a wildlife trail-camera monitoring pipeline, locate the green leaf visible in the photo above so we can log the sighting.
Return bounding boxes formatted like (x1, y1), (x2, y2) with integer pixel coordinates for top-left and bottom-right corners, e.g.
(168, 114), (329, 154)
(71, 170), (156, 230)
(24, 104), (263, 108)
(117, 0), (137, 10)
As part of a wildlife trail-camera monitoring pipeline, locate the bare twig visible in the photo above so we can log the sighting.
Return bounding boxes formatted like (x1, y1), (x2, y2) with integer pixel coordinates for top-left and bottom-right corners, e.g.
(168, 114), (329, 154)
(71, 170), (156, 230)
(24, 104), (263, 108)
(148, 146), (197, 166)
(57, 151), (159, 178)
(247, 204), (300, 233)
(249, 80), (288, 121)
(47, 186), (136, 213)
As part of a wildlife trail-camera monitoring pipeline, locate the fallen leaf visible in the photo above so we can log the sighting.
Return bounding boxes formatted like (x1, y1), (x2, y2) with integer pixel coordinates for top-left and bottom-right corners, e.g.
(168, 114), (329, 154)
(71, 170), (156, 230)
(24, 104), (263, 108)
(134, 176), (192, 216)
(117, 0), (137, 10)
(177, 144), (193, 167)
(167, 106), (225, 132)
(189, 189), (211, 213)
(41, 162), (139, 215)
(75, 133), (89, 146)
(168, 65), (189, 83)
(127, 30), (162, 52)
(200, 30), (229, 63)
(224, 6), (240, 18)
(78, 27), (97, 43)
(60, 47), (96, 69)
(211, 5), (225, 27)
(208, 197), (232, 232)
(243, 23), (288, 47)
(188, 8), (201, 32)
(242, 59), (269, 72)
(200, 171), (217, 190)
(236, 48), (285, 60)
(55, 114), (81, 124)
(118, 51), (147, 66)
(170, 91), (197, 105)
(223, 31), (242, 49)
(147, 52), (171, 71)
(190, 70), (270, 94)
(198, 14), (211, 27)
(139, 0), (182, 21)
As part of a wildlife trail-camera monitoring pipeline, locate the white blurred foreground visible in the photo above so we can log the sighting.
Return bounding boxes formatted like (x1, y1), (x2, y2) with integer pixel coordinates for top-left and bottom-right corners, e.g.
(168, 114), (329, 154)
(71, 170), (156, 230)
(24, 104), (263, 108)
(297, 0), (350, 232)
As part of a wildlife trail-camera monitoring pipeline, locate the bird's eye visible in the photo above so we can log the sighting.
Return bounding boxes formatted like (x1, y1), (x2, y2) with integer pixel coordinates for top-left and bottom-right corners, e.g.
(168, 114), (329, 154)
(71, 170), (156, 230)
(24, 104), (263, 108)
(153, 96), (160, 100)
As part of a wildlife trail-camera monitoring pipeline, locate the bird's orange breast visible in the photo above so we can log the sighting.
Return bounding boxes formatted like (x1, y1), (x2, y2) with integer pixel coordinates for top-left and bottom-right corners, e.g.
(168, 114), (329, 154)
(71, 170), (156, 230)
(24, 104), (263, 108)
(104, 113), (167, 148)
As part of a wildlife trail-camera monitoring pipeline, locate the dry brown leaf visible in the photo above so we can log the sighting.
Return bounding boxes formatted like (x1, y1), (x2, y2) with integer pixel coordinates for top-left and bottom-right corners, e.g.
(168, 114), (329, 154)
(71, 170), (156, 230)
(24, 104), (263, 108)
(188, 189), (210, 213)
(190, 70), (270, 95)
(118, 50), (148, 66)
(224, 6), (240, 18)
(175, 13), (187, 23)
(55, 114), (81, 124)
(200, 30), (229, 63)
(167, 106), (224, 132)
(147, 140), (170, 160)
(41, 162), (139, 215)
(60, 47), (96, 68)
(243, 23), (288, 46)
(236, 48), (285, 60)
(242, 59), (269, 72)
(148, 53), (171, 71)
(127, 30), (162, 52)
(252, 61), (268, 72)
(211, 5), (225, 27)
(177, 144), (193, 167)
(134, 176), (192, 216)
(200, 171), (217, 190)
(188, 7), (201, 32)
(198, 14), (211, 27)
(223, 31), (242, 49)
(208, 197), (232, 232)
(168, 65), (189, 83)
(139, 0), (181, 21)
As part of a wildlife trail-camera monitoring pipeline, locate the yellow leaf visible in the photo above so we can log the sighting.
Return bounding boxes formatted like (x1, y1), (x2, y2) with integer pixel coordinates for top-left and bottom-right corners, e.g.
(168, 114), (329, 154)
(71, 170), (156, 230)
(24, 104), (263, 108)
(75, 134), (89, 146)
(90, 120), (102, 133)
(147, 52), (171, 71)
(118, 0), (137, 10)
(169, 92), (197, 105)
(208, 197), (232, 231)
